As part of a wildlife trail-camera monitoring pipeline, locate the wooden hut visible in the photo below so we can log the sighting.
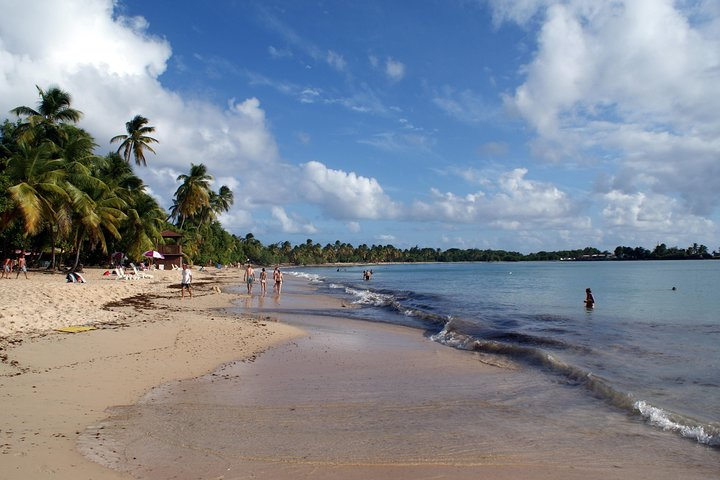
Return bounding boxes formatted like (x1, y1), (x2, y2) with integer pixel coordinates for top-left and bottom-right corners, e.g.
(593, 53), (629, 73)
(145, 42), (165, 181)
(156, 230), (184, 270)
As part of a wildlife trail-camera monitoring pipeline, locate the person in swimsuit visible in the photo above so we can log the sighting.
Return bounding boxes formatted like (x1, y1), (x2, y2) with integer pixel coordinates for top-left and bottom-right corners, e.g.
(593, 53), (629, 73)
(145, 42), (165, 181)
(585, 288), (595, 309)
(16, 255), (28, 279)
(1, 257), (11, 279)
(259, 268), (267, 295)
(273, 266), (283, 294)
(244, 264), (255, 295)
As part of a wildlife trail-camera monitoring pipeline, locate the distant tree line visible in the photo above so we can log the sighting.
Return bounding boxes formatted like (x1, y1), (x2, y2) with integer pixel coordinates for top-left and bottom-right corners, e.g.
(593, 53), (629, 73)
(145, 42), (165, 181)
(1, 85), (717, 269)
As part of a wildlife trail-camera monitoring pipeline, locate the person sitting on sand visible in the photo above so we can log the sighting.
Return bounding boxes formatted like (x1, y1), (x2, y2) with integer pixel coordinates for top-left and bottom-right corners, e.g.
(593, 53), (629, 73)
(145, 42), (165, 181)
(181, 263), (193, 299)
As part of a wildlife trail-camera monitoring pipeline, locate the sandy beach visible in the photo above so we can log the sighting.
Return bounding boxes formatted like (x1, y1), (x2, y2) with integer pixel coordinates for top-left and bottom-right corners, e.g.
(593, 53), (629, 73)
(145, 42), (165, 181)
(2, 267), (719, 480)
(0, 267), (303, 479)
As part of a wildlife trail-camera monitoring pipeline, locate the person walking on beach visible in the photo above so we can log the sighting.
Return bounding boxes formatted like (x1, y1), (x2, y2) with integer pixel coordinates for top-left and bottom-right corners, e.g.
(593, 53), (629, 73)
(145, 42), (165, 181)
(181, 263), (193, 299)
(273, 266), (283, 294)
(15, 255), (27, 279)
(259, 267), (267, 295)
(585, 288), (595, 309)
(244, 263), (255, 295)
(1, 257), (11, 279)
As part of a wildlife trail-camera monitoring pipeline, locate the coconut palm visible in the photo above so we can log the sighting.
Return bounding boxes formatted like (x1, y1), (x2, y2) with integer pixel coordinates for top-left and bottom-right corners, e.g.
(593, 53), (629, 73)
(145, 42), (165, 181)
(119, 192), (166, 261)
(197, 185), (234, 226)
(5, 141), (68, 235)
(11, 85), (82, 145)
(65, 172), (127, 269)
(172, 163), (213, 228)
(110, 115), (158, 166)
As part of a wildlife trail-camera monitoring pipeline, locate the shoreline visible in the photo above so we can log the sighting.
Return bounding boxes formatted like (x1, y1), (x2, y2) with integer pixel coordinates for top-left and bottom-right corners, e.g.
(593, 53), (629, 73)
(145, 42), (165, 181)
(2, 267), (719, 479)
(0, 267), (304, 479)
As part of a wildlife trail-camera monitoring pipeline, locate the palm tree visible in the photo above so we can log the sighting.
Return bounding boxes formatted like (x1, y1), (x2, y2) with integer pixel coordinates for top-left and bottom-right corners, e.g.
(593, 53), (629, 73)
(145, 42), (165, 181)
(212, 185), (234, 214)
(11, 85), (82, 145)
(110, 115), (159, 166)
(198, 185), (234, 226)
(119, 192), (166, 261)
(93, 153), (165, 260)
(65, 172), (127, 269)
(5, 141), (68, 235)
(172, 163), (213, 228)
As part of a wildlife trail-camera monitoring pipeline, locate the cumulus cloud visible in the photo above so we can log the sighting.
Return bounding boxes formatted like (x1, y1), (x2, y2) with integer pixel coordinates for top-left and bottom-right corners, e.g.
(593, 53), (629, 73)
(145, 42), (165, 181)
(411, 168), (588, 230)
(601, 189), (716, 246)
(271, 207), (318, 234)
(496, 0), (720, 218)
(298, 161), (400, 220)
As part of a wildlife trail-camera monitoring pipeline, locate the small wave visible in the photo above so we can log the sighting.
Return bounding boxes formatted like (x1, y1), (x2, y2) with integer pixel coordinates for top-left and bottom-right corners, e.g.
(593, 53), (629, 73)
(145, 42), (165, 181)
(431, 325), (720, 448)
(635, 401), (720, 447)
(345, 287), (394, 306)
(286, 271), (324, 283)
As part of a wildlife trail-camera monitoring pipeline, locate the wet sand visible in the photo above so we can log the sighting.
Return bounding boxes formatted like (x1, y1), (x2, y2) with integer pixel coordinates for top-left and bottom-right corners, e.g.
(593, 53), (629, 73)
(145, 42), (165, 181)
(0, 268), (303, 479)
(79, 282), (720, 479)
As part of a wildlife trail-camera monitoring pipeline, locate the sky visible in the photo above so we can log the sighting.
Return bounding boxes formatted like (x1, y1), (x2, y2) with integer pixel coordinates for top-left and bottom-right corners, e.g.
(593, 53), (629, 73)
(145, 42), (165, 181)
(1, 0), (719, 253)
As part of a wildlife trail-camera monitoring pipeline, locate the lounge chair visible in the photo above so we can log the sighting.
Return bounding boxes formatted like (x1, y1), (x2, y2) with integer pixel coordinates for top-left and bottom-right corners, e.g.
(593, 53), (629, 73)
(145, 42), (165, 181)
(129, 263), (153, 278)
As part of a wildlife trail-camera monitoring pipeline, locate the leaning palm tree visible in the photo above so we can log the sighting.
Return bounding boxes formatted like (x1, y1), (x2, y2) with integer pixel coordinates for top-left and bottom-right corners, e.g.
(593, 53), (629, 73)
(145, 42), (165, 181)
(173, 163), (213, 228)
(110, 115), (159, 166)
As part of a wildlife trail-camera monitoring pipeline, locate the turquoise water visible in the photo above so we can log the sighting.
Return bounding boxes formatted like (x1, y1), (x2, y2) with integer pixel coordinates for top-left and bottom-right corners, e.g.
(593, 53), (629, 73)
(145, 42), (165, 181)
(290, 261), (720, 447)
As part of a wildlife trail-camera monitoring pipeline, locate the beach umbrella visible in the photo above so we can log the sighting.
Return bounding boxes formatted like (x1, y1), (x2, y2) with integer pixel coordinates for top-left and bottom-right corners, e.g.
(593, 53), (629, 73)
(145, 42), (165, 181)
(142, 250), (165, 259)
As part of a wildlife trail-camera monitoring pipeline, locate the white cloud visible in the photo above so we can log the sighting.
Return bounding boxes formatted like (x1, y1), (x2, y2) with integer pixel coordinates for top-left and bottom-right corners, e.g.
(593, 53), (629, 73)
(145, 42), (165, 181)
(496, 0), (720, 219)
(271, 207), (317, 234)
(601, 189), (716, 246)
(411, 168), (588, 230)
(298, 161), (400, 220)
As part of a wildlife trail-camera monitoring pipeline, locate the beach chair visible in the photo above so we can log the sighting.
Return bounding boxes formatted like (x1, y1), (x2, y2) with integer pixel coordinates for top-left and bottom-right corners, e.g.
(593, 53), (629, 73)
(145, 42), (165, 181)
(130, 263), (153, 278)
(114, 267), (135, 280)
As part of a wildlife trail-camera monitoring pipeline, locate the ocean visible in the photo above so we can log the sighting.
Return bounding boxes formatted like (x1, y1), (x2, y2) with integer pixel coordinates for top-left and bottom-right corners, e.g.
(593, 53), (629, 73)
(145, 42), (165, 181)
(288, 260), (720, 448)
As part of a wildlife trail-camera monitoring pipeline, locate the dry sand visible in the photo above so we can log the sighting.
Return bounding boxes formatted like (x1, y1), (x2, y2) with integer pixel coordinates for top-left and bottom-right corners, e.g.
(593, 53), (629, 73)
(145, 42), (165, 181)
(0, 266), (303, 479)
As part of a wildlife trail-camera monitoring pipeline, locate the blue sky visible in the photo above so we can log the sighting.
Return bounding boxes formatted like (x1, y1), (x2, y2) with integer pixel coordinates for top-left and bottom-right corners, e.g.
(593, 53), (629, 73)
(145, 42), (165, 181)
(1, 0), (719, 253)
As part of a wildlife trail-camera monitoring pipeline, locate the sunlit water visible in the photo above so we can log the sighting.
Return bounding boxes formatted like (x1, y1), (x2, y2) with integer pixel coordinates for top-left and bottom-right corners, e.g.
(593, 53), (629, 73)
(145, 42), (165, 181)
(289, 261), (720, 447)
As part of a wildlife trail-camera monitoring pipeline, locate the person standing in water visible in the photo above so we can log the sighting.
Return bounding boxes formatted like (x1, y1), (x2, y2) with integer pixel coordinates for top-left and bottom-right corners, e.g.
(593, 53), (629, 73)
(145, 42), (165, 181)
(273, 266), (283, 294)
(244, 263), (255, 295)
(585, 288), (595, 309)
(259, 267), (267, 295)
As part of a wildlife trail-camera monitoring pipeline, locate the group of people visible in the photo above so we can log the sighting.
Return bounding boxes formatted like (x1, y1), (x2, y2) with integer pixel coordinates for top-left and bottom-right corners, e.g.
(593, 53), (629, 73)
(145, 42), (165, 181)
(2, 255), (28, 279)
(243, 264), (283, 295)
(181, 262), (285, 300)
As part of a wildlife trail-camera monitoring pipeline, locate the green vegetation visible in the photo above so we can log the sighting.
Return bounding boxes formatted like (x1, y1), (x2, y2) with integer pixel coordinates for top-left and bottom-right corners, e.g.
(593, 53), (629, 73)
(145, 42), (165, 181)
(1, 85), (717, 269)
